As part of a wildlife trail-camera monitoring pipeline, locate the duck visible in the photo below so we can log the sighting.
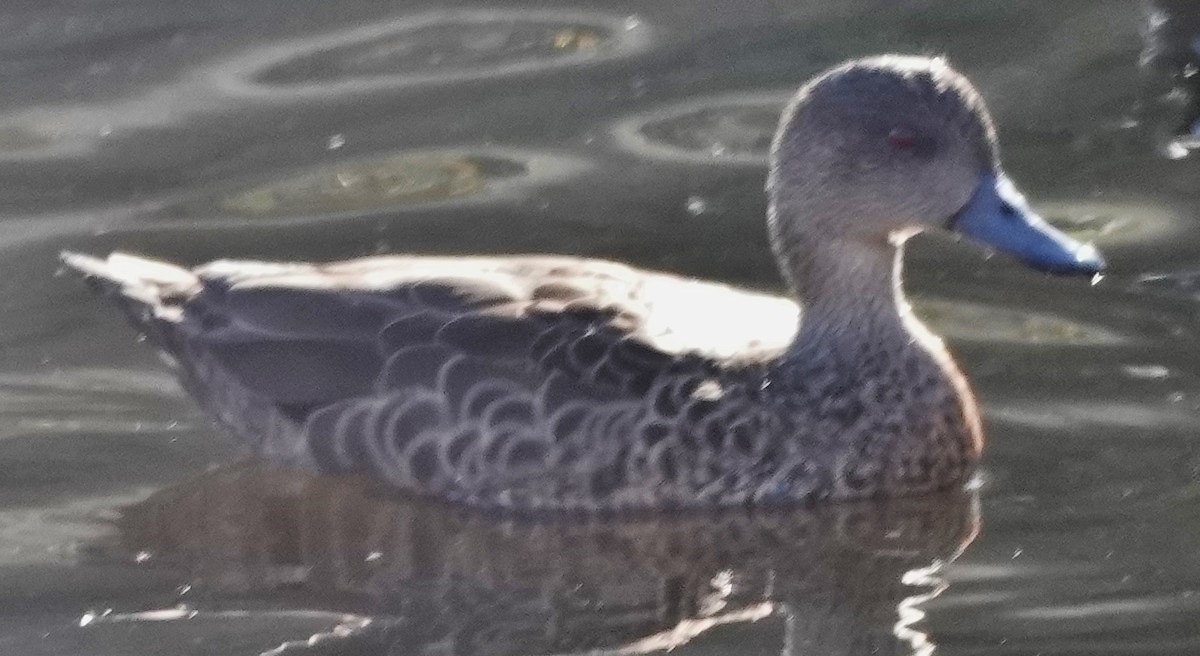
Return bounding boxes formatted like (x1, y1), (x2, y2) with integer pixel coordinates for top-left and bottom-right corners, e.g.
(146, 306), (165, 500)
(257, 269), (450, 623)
(61, 55), (1103, 512)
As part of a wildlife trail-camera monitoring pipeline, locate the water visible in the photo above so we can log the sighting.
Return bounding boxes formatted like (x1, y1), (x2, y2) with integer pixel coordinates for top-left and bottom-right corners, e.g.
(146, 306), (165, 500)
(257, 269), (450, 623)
(1, 0), (1199, 654)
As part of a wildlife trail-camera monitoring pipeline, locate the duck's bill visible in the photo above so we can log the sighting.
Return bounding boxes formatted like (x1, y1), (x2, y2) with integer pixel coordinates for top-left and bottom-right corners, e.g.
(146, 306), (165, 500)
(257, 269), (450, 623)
(950, 173), (1104, 275)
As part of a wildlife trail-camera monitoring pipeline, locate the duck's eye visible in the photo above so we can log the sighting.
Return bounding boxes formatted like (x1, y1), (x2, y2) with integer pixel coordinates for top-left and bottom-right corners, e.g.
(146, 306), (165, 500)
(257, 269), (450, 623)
(887, 128), (916, 150)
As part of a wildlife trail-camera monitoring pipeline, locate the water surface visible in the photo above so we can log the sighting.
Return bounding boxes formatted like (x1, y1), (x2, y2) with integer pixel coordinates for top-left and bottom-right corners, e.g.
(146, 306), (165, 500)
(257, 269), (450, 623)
(1, 1), (1199, 654)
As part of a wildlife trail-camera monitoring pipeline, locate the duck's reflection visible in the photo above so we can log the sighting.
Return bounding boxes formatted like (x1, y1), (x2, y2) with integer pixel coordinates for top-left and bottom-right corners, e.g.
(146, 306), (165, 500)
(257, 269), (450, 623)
(109, 464), (978, 656)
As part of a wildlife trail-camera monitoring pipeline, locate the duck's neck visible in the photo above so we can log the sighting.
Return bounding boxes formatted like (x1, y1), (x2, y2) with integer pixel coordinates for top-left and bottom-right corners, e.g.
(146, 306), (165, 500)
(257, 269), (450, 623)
(775, 228), (916, 361)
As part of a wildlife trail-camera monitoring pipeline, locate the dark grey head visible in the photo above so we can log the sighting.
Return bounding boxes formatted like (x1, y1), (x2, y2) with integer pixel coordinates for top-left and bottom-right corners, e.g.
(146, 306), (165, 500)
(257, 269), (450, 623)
(768, 55), (1102, 275)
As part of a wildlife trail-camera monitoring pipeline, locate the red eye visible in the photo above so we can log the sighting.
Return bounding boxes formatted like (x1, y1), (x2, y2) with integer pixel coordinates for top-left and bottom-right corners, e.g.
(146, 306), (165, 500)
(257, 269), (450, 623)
(888, 128), (915, 150)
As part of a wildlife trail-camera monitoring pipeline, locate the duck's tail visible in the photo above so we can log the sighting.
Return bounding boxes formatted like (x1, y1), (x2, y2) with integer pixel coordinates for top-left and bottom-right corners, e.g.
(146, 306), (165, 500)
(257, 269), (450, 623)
(59, 251), (201, 348)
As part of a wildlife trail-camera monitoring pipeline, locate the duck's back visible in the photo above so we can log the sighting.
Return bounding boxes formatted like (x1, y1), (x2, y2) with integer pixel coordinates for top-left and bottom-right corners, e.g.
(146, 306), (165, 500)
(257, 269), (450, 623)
(64, 253), (800, 511)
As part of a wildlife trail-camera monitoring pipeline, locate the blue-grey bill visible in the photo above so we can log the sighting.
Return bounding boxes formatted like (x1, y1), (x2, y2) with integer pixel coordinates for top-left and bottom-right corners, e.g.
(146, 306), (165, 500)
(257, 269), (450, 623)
(951, 173), (1104, 274)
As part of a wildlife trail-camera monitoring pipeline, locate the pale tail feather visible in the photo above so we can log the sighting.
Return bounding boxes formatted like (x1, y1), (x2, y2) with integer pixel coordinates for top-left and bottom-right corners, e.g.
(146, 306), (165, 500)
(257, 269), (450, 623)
(60, 251), (201, 322)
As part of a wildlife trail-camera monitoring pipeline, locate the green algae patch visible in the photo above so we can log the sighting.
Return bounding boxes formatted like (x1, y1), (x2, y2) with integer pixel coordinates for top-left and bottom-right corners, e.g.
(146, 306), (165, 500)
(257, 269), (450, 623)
(917, 298), (1125, 345)
(218, 154), (486, 217)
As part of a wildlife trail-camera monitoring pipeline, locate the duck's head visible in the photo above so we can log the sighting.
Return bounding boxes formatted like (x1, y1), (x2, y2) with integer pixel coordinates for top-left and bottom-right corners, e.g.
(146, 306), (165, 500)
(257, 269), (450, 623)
(767, 55), (1103, 275)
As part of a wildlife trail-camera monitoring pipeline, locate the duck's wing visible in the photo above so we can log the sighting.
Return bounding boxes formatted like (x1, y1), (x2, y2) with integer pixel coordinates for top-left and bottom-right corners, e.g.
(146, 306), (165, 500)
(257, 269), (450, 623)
(195, 254), (800, 360)
(63, 253), (798, 509)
